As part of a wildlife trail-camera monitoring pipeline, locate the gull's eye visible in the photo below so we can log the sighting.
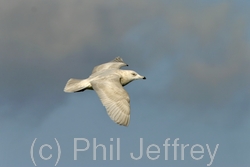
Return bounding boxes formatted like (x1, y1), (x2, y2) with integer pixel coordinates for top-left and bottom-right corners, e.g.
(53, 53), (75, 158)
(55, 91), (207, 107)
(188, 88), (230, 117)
(132, 73), (137, 76)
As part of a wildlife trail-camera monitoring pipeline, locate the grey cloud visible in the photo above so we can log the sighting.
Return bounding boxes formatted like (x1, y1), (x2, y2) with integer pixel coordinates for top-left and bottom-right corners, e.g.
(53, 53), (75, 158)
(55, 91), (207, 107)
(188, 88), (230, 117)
(1, 1), (250, 166)
(0, 0), (249, 126)
(119, 1), (250, 126)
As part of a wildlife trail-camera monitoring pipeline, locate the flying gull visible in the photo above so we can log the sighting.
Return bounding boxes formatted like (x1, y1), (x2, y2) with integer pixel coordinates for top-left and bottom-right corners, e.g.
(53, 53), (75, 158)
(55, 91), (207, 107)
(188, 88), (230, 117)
(64, 57), (146, 126)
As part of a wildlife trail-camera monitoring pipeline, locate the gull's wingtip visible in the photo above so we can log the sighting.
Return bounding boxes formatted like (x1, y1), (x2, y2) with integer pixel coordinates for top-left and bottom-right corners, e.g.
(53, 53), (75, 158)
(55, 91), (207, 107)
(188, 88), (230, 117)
(112, 57), (129, 66)
(112, 57), (124, 63)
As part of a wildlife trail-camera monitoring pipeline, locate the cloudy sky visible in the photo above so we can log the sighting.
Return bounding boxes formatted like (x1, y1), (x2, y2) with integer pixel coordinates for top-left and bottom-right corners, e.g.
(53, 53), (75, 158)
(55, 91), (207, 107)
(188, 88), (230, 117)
(0, 0), (250, 166)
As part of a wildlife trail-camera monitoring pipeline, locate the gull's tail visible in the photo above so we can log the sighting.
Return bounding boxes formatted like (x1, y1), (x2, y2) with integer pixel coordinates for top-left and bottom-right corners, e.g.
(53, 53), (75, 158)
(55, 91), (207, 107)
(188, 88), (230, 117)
(64, 78), (91, 93)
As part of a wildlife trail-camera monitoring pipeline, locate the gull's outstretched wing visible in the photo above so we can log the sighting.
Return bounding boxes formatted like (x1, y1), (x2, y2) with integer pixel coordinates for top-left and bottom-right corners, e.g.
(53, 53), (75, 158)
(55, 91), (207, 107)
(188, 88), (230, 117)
(92, 57), (128, 74)
(91, 74), (130, 126)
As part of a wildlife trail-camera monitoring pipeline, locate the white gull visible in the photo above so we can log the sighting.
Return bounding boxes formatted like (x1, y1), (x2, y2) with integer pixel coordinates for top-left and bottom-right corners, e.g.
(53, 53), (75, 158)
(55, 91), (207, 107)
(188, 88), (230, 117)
(64, 57), (146, 126)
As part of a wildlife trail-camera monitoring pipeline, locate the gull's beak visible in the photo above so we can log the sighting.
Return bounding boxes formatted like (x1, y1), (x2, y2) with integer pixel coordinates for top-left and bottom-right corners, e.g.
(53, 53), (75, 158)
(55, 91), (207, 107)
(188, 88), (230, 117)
(138, 74), (146, 80)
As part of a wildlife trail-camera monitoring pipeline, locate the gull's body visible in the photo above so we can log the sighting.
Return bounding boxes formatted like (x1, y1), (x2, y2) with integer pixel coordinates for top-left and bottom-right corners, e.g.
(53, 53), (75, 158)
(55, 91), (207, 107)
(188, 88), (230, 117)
(64, 57), (146, 126)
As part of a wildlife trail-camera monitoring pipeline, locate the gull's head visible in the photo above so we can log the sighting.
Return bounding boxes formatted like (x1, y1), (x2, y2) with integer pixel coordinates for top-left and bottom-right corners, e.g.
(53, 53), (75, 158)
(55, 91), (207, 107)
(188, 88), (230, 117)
(129, 70), (146, 80)
(121, 70), (146, 86)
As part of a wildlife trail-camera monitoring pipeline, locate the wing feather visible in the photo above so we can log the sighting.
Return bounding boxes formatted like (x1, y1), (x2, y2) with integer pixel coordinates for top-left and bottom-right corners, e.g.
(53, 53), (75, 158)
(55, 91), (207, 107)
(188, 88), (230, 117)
(92, 57), (128, 74)
(91, 74), (130, 126)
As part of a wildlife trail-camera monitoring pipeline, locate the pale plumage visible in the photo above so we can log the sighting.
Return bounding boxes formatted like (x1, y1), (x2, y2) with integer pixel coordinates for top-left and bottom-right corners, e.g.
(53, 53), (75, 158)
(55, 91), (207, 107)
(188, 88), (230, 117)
(64, 57), (146, 126)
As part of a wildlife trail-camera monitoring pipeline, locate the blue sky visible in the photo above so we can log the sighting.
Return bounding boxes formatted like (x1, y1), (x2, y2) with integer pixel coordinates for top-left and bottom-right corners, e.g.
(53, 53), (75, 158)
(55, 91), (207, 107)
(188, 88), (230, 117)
(0, 0), (250, 166)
